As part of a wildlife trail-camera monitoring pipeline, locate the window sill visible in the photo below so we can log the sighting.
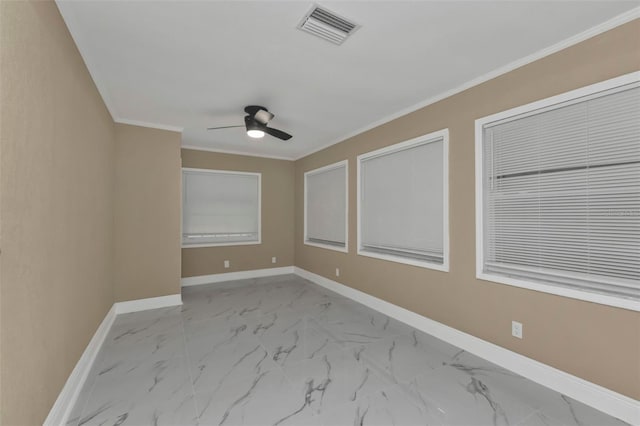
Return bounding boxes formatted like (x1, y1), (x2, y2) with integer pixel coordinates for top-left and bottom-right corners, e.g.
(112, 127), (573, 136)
(476, 272), (639, 312)
(357, 249), (449, 272)
(182, 240), (261, 249)
(304, 240), (348, 253)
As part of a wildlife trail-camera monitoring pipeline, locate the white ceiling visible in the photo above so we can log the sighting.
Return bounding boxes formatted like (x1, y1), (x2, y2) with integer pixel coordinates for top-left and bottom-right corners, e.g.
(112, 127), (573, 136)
(56, 1), (639, 160)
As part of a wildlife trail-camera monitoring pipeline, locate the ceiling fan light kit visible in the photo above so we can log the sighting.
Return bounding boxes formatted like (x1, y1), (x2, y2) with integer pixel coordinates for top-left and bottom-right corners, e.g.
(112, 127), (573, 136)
(247, 130), (265, 139)
(245, 117), (266, 139)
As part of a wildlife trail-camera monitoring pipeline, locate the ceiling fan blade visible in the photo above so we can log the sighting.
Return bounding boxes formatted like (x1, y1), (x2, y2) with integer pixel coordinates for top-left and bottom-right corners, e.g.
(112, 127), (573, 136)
(264, 126), (292, 141)
(207, 125), (243, 130)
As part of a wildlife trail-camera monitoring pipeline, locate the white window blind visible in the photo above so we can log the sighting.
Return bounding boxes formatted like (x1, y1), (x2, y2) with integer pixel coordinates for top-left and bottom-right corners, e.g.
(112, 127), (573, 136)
(480, 82), (640, 300)
(305, 161), (347, 249)
(358, 131), (448, 268)
(182, 169), (260, 246)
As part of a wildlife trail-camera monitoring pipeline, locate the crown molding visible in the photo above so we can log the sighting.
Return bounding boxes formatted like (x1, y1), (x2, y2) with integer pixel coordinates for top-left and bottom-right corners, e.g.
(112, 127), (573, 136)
(293, 7), (640, 161)
(180, 144), (295, 161)
(115, 118), (183, 133)
(57, 0), (639, 162)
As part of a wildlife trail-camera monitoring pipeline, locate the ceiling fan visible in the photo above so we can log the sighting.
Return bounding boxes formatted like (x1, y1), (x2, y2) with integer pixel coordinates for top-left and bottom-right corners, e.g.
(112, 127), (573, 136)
(207, 106), (292, 141)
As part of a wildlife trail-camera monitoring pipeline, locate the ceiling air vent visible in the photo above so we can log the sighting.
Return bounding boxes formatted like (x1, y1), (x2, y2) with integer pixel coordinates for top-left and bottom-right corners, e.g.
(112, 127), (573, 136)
(298, 5), (359, 45)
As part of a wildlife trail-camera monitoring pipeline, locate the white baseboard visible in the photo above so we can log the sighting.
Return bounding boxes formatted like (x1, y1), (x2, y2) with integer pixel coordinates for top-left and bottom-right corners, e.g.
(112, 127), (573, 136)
(45, 293), (182, 424)
(181, 266), (295, 287)
(114, 294), (182, 314)
(43, 305), (117, 426)
(294, 267), (639, 425)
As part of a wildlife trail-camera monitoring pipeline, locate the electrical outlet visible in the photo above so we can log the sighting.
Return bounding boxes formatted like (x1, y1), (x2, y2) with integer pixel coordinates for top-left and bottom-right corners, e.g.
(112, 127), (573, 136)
(224, 260), (230, 269)
(336, 268), (340, 277)
(272, 257), (277, 264)
(512, 321), (523, 339)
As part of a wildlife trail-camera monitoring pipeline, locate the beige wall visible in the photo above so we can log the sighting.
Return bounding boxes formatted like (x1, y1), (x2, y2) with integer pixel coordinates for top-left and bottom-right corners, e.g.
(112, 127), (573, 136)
(0, 2), (116, 424)
(114, 124), (182, 302)
(295, 20), (640, 399)
(181, 149), (294, 277)
(0, 3), (636, 424)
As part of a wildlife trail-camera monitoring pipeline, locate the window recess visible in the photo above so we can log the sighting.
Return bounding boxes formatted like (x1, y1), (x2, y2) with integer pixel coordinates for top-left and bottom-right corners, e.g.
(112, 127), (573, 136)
(357, 129), (449, 271)
(182, 168), (261, 247)
(304, 160), (348, 252)
(476, 72), (640, 309)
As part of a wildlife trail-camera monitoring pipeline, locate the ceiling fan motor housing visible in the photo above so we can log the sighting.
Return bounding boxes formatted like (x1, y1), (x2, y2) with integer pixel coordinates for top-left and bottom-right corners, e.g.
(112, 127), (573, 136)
(244, 105), (274, 124)
(244, 115), (264, 132)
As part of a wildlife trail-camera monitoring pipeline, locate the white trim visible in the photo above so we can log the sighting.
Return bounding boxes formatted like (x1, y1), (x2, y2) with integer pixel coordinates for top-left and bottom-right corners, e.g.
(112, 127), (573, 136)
(181, 167), (262, 178)
(303, 160), (349, 254)
(45, 292), (184, 424)
(303, 240), (348, 253)
(43, 306), (117, 426)
(356, 129), (449, 272)
(356, 250), (450, 273)
(182, 241), (261, 249)
(181, 266), (295, 287)
(181, 168), (262, 247)
(443, 133), (450, 273)
(115, 118), (183, 133)
(293, 7), (640, 161)
(181, 145), (295, 161)
(114, 294), (182, 315)
(293, 267), (640, 425)
(477, 273), (640, 312)
(474, 72), (640, 312)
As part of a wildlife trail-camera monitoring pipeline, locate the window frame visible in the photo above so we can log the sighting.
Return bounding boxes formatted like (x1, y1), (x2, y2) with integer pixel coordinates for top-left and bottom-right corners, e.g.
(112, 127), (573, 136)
(475, 71), (640, 312)
(181, 167), (262, 249)
(356, 129), (450, 271)
(303, 160), (349, 253)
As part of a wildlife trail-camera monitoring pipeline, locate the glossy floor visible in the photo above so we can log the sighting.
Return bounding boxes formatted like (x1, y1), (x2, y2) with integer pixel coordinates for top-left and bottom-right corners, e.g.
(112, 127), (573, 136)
(67, 275), (628, 426)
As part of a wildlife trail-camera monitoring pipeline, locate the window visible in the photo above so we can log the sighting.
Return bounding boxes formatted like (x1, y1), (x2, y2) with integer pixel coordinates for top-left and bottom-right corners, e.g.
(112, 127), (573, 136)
(182, 168), (261, 247)
(304, 160), (348, 252)
(476, 72), (640, 310)
(357, 129), (449, 270)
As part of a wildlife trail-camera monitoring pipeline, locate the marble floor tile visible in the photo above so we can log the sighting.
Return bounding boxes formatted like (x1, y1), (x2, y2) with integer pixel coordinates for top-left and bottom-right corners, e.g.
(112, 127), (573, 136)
(68, 274), (629, 426)
(254, 315), (344, 368)
(65, 353), (107, 426)
(436, 349), (629, 425)
(195, 368), (316, 426)
(402, 362), (539, 425)
(281, 348), (395, 416)
(319, 385), (442, 426)
(102, 308), (186, 364)
(515, 391), (631, 426)
(184, 322), (279, 394)
(99, 327), (186, 368)
(318, 316), (394, 347)
(78, 356), (198, 426)
(355, 332), (455, 384)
